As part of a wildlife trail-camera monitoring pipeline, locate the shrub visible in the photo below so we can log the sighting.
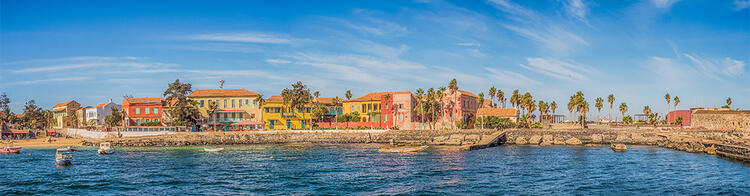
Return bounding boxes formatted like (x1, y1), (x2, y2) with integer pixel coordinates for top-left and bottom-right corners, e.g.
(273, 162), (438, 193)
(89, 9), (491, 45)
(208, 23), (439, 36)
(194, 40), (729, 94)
(140, 121), (161, 126)
(623, 115), (633, 124)
(475, 116), (516, 129)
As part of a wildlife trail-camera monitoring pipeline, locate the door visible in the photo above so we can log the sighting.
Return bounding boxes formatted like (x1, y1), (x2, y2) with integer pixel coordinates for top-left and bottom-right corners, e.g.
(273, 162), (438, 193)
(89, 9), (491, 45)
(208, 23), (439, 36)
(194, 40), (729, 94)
(301, 120), (305, 129)
(270, 121), (274, 130)
(286, 119), (291, 129)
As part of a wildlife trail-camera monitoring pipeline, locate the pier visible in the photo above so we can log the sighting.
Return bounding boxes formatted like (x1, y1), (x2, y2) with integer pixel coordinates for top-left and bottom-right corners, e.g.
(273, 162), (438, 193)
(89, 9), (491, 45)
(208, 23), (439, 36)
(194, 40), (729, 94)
(459, 130), (506, 151)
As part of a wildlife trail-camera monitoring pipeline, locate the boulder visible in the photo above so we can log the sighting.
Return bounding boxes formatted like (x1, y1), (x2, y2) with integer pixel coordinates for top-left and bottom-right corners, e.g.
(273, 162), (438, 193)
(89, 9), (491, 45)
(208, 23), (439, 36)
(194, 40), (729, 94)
(515, 137), (528, 145)
(565, 137), (583, 145)
(553, 137), (566, 145)
(610, 143), (627, 152)
(540, 135), (554, 146)
(591, 134), (603, 143)
(528, 135), (542, 145)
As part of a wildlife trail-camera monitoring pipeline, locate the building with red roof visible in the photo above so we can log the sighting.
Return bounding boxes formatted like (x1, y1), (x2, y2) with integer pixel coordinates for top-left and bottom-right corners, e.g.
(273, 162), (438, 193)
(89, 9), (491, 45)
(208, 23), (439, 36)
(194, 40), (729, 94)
(52, 100), (80, 129)
(188, 89), (262, 131)
(122, 97), (165, 126)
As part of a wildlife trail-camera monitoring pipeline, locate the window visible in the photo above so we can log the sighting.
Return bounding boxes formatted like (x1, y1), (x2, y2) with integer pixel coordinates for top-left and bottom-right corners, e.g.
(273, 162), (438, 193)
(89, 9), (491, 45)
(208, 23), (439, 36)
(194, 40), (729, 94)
(145, 108), (150, 114)
(374, 104), (379, 111)
(232, 100), (236, 108)
(155, 119), (160, 122)
(224, 100), (227, 108)
(231, 113), (236, 118)
(351, 105), (355, 111)
(154, 108), (158, 114)
(239, 99), (243, 108)
(274, 108), (280, 113)
(145, 119), (151, 122)
(265, 108), (269, 113)
(136, 108), (140, 114)
(200, 100), (205, 107)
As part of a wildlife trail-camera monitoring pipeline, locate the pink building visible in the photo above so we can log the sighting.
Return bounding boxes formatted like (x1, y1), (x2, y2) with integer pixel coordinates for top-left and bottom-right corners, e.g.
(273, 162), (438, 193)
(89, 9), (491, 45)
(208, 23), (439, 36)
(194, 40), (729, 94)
(666, 107), (703, 126)
(437, 89), (479, 129)
(380, 92), (418, 130)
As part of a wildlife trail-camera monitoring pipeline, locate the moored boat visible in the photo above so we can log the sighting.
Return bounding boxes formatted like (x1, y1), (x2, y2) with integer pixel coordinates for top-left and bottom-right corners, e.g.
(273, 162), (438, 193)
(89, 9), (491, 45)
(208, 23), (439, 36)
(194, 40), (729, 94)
(378, 145), (428, 153)
(55, 148), (74, 166)
(98, 142), (115, 155)
(204, 147), (224, 153)
(0, 146), (22, 154)
(610, 144), (627, 152)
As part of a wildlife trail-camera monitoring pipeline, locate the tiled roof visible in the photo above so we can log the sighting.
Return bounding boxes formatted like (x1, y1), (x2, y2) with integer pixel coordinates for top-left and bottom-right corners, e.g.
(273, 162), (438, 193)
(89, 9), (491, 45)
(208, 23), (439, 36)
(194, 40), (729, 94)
(315, 97), (335, 104)
(125, 97), (164, 104)
(477, 108), (518, 117)
(14, 113), (24, 118)
(95, 102), (111, 107)
(188, 89), (260, 98)
(52, 108), (66, 112)
(53, 100), (75, 107)
(457, 90), (478, 98)
(267, 95), (284, 102)
(347, 91), (411, 102)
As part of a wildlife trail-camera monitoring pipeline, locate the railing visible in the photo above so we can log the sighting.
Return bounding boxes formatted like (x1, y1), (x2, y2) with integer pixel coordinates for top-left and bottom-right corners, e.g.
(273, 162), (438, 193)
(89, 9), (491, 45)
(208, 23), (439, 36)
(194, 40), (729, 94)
(110, 126), (187, 132)
(205, 118), (246, 123)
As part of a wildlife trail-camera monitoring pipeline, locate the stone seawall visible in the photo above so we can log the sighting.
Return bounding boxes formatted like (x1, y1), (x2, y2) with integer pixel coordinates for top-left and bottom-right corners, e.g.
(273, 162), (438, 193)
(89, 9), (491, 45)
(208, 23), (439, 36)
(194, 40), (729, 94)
(82, 129), (498, 147)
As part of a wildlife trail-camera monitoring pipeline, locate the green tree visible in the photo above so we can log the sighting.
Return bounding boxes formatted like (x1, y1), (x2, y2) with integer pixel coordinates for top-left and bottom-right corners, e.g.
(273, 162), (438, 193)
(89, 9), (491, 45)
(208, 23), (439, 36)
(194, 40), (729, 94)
(619, 102), (628, 123)
(607, 94), (615, 124)
(345, 90), (352, 100)
(22, 100), (47, 129)
(488, 87), (496, 108)
(163, 79), (200, 127)
(104, 108), (123, 127)
(332, 96), (341, 130)
(595, 97), (603, 123)
(414, 88), (425, 129)
(281, 81), (312, 130)
(643, 106), (652, 117)
(671, 96), (680, 122)
(0, 93), (10, 130)
(550, 101), (557, 123)
(497, 89), (505, 108)
(477, 92), (485, 129)
(726, 97), (732, 109)
(510, 90), (520, 110)
(623, 115), (633, 124)
(206, 100), (219, 131)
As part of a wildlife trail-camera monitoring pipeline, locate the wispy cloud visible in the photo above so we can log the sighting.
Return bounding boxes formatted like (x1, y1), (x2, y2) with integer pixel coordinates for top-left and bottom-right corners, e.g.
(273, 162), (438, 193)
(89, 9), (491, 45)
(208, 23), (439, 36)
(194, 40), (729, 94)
(563, 0), (589, 24)
(520, 57), (595, 81)
(683, 54), (746, 79)
(651, 0), (680, 9)
(8, 57), (174, 73)
(16, 77), (90, 85)
(735, 0), (750, 11)
(456, 42), (481, 47)
(183, 32), (295, 44)
(487, 0), (588, 55)
(484, 67), (542, 86)
(266, 59), (292, 64)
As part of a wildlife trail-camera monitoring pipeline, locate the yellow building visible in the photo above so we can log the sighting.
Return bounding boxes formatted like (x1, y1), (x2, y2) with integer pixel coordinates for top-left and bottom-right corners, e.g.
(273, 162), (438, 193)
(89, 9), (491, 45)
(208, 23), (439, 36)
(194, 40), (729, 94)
(188, 89), (262, 131)
(343, 92), (387, 122)
(262, 95), (312, 130)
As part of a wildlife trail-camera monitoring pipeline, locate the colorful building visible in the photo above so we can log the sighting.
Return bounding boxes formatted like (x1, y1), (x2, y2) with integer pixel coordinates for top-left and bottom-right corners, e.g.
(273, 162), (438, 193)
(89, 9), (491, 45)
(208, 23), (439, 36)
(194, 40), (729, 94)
(52, 100), (81, 129)
(262, 95), (312, 130)
(122, 97), (165, 126)
(666, 107), (704, 126)
(343, 92), (389, 123)
(380, 92), (418, 130)
(84, 99), (121, 126)
(313, 97), (343, 123)
(437, 89), (479, 129)
(188, 89), (262, 131)
(477, 108), (519, 123)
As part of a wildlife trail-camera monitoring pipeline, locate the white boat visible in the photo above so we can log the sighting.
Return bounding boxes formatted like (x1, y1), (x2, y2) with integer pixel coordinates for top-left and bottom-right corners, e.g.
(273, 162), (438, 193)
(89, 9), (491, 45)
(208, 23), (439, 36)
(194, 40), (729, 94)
(98, 142), (115, 154)
(204, 148), (224, 153)
(56, 148), (74, 166)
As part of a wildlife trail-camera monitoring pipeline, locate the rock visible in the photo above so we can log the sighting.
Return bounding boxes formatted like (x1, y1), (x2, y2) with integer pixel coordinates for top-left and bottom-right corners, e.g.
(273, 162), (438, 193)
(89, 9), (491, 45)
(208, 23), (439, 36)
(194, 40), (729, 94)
(445, 134), (464, 145)
(705, 145), (717, 155)
(528, 135), (542, 145)
(615, 134), (631, 143)
(553, 137), (566, 145)
(515, 137), (528, 145)
(591, 134), (603, 143)
(465, 135), (481, 144)
(565, 137), (583, 145)
(540, 135), (554, 146)
(610, 143), (627, 152)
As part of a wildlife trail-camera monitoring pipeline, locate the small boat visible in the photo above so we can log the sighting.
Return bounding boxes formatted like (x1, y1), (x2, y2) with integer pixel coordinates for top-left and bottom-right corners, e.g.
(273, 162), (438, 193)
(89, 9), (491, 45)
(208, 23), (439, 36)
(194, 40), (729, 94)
(66, 146), (77, 152)
(55, 148), (74, 166)
(610, 144), (627, 152)
(0, 145), (22, 154)
(98, 142), (115, 155)
(204, 148), (224, 153)
(378, 145), (428, 153)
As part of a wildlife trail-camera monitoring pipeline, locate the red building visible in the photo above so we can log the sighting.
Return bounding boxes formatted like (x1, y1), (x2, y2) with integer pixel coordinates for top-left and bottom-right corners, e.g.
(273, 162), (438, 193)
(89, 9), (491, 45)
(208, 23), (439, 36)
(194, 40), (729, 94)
(380, 92), (418, 130)
(122, 97), (165, 126)
(666, 107), (703, 126)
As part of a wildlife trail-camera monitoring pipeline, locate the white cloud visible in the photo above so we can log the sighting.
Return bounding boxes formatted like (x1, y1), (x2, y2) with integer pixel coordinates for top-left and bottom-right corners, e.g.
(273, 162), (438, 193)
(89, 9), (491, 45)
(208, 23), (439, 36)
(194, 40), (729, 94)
(652, 0), (680, 9)
(15, 77), (91, 85)
(9, 57), (174, 73)
(183, 33), (294, 44)
(266, 59), (292, 64)
(520, 57), (595, 81)
(484, 67), (542, 86)
(563, 0), (589, 24)
(735, 0), (750, 11)
(684, 54), (746, 79)
(456, 42), (481, 47)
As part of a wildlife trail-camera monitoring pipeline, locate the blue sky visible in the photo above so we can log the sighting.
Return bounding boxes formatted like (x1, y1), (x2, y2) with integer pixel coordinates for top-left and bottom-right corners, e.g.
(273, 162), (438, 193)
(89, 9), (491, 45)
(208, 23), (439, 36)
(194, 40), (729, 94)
(1, 0), (748, 117)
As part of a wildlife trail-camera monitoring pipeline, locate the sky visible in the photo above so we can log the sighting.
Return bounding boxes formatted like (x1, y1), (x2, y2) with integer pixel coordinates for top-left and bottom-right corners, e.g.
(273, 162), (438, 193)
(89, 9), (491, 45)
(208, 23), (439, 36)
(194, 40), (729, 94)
(1, 0), (748, 118)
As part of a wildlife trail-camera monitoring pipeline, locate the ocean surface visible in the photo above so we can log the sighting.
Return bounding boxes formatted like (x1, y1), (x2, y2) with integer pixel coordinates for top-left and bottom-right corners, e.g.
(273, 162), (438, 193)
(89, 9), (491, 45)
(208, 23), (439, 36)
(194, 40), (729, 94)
(1, 144), (749, 195)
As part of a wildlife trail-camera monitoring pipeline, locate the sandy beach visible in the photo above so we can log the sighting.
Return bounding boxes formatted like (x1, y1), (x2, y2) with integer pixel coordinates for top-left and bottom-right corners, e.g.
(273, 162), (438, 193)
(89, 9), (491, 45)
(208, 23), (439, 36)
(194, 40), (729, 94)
(4, 137), (84, 148)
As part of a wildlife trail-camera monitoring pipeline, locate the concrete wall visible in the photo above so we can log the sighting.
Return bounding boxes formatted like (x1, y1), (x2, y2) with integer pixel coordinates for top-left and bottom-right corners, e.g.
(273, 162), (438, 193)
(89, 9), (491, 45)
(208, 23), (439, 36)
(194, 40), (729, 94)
(65, 128), (175, 139)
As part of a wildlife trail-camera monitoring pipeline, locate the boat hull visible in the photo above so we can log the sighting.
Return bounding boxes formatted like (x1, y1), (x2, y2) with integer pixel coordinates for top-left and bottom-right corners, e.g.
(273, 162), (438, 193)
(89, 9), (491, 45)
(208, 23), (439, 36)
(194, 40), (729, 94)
(0, 147), (21, 154)
(204, 148), (224, 153)
(56, 160), (72, 166)
(98, 149), (115, 154)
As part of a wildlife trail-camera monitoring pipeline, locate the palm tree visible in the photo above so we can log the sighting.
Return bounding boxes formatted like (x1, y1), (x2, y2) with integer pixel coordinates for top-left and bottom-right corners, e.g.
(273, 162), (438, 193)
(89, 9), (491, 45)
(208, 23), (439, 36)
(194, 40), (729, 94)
(567, 100), (575, 123)
(538, 100), (548, 122)
(414, 88), (425, 129)
(497, 89), (506, 108)
(673, 96), (680, 111)
(664, 93), (671, 121)
(427, 88), (436, 129)
(580, 100), (589, 129)
(207, 100), (218, 131)
(345, 90), (352, 100)
(607, 94), (615, 123)
(550, 101), (557, 123)
(332, 96), (340, 130)
(314, 91), (320, 99)
(488, 86), (496, 108)
(619, 102), (628, 123)
(477, 92), (485, 129)
(510, 90), (520, 110)
(726, 97), (732, 109)
(595, 97), (603, 123)
(643, 106), (652, 118)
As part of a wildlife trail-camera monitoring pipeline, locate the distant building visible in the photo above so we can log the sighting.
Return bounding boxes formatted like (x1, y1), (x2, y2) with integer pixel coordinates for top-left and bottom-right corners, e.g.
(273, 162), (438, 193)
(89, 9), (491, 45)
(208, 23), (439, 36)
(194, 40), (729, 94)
(343, 92), (390, 123)
(666, 107), (704, 126)
(52, 100), (80, 129)
(313, 97), (343, 123)
(188, 89), (262, 131)
(436, 89), (479, 129)
(477, 108), (519, 123)
(381, 92), (418, 130)
(262, 95), (312, 130)
(122, 97), (165, 126)
(84, 99), (121, 126)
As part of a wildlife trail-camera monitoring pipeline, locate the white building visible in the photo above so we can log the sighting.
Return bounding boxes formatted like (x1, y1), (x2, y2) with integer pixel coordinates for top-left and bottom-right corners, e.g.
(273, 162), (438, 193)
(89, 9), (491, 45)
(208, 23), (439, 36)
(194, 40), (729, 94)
(85, 99), (121, 126)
